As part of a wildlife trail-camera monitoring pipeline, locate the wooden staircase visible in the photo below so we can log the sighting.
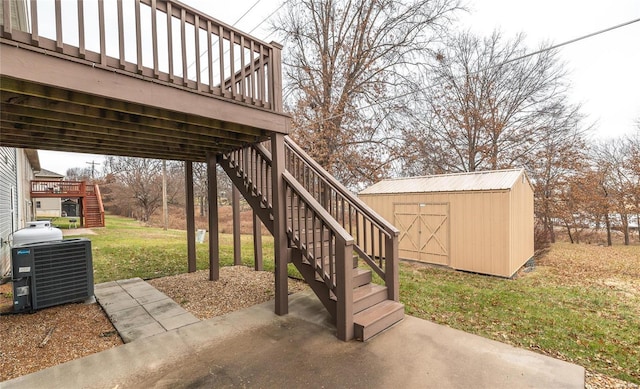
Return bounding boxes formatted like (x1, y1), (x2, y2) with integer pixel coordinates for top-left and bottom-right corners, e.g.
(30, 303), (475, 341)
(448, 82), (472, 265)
(220, 137), (403, 341)
(83, 185), (105, 228)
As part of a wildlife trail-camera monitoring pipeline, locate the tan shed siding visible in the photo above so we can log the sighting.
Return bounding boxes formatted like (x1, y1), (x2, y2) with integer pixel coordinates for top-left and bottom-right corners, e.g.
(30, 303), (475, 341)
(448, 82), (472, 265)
(508, 173), (535, 275)
(360, 169), (533, 277)
(450, 191), (510, 277)
(360, 190), (512, 276)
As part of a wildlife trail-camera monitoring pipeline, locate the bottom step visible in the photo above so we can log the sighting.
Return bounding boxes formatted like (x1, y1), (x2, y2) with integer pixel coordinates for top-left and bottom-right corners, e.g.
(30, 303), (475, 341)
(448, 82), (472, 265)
(353, 300), (404, 341)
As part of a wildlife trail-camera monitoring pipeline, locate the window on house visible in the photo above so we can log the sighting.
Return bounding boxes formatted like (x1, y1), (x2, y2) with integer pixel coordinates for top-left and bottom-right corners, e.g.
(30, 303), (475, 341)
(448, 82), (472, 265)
(36, 201), (41, 209)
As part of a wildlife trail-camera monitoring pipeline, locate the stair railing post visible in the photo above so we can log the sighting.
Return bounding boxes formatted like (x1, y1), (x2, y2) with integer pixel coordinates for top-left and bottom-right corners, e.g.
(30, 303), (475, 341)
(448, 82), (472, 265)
(271, 132), (288, 315)
(269, 41), (283, 113)
(384, 232), (399, 301)
(336, 237), (354, 341)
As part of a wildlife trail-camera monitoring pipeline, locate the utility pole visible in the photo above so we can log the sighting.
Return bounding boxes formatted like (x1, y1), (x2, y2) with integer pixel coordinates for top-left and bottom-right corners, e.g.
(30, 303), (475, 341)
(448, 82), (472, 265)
(85, 160), (100, 180)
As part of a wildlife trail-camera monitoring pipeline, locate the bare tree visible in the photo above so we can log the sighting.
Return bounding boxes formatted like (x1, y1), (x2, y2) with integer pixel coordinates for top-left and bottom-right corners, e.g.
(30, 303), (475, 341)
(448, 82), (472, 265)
(104, 157), (182, 222)
(404, 31), (571, 173)
(592, 137), (638, 245)
(65, 167), (93, 182)
(628, 125), (640, 242)
(526, 108), (589, 243)
(274, 0), (462, 188)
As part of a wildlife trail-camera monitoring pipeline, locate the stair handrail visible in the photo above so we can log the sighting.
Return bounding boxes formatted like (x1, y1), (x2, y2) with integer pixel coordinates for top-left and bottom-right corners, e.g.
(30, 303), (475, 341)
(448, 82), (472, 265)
(284, 136), (398, 239)
(283, 136), (399, 300)
(225, 138), (399, 302)
(282, 170), (354, 340)
(93, 184), (105, 227)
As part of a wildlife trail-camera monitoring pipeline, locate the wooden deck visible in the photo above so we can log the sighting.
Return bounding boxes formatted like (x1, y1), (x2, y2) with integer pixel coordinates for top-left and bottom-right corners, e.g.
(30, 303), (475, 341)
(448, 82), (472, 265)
(0, 0), (289, 161)
(0, 1), (401, 341)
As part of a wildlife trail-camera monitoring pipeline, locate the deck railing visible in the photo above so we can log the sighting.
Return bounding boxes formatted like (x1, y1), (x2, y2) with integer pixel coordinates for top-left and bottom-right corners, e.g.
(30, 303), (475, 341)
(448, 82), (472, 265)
(31, 180), (86, 196)
(0, 0), (281, 111)
(284, 137), (400, 301)
(225, 137), (400, 302)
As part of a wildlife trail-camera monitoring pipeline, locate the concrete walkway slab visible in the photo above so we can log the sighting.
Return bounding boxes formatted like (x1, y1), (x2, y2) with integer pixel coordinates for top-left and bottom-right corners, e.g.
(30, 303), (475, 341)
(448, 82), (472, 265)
(3, 290), (584, 389)
(94, 278), (199, 343)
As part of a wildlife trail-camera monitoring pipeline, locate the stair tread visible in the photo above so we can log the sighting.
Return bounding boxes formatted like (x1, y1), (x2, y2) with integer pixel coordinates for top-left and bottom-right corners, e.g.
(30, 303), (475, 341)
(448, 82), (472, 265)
(353, 300), (404, 326)
(353, 267), (370, 276)
(353, 283), (386, 302)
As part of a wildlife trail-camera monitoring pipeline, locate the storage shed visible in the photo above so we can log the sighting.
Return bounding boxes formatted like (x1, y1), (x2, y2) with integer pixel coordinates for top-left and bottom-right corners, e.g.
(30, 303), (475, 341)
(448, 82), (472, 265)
(359, 169), (534, 277)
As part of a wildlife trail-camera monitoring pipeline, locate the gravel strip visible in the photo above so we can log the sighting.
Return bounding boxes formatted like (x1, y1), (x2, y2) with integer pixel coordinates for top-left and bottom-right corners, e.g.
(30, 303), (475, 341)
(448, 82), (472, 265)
(0, 300), (122, 382)
(148, 266), (308, 320)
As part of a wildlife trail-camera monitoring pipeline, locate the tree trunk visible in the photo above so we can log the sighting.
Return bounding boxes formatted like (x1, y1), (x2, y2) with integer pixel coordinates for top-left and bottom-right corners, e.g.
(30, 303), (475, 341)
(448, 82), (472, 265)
(545, 216), (556, 243)
(621, 213), (629, 245)
(564, 222), (574, 244)
(604, 214), (612, 246)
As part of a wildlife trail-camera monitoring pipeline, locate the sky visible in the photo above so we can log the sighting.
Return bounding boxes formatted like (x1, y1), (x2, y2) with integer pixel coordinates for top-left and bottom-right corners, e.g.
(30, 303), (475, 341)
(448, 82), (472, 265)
(37, 0), (640, 176)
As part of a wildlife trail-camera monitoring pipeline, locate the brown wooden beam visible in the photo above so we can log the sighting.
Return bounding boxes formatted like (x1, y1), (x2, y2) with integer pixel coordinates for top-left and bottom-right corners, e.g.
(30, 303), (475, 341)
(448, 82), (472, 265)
(0, 132), (213, 162)
(232, 185), (241, 266)
(1, 113), (227, 153)
(271, 132), (288, 315)
(185, 161), (196, 273)
(1, 101), (260, 146)
(207, 152), (219, 281)
(0, 80), (263, 138)
(253, 210), (263, 271)
(0, 125), (224, 162)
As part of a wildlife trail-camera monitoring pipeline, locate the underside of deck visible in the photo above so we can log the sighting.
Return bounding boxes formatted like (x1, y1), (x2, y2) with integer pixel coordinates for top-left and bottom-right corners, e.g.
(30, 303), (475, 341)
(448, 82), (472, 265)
(0, 44), (289, 161)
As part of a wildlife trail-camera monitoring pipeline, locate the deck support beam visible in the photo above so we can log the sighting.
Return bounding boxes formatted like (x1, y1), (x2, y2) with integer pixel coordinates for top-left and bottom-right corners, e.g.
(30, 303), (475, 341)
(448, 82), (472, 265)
(232, 186), (242, 266)
(253, 211), (263, 271)
(185, 161), (196, 273)
(207, 153), (219, 281)
(271, 132), (288, 315)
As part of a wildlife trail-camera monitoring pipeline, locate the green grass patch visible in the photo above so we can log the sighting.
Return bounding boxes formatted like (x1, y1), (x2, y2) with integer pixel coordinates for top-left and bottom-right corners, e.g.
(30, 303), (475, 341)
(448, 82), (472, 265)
(85, 215), (300, 283)
(399, 257), (640, 384)
(83, 215), (638, 383)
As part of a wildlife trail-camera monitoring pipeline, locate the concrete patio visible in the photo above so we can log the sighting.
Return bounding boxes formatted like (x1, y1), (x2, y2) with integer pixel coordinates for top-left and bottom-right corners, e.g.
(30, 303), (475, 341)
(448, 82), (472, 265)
(94, 278), (200, 343)
(2, 289), (584, 388)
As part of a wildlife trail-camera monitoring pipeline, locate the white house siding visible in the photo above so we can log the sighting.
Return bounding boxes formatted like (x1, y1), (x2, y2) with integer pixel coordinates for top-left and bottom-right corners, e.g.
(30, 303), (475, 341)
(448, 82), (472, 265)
(0, 147), (18, 276)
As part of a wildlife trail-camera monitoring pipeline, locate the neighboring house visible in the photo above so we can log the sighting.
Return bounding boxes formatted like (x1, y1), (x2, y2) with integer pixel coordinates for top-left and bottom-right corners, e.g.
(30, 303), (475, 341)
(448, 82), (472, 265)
(0, 147), (40, 276)
(33, 169), (65, 218)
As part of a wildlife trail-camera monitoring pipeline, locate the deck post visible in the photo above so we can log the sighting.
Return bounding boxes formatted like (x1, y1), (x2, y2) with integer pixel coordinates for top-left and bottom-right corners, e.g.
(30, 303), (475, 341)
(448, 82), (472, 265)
(207, 152), (219, 281)
(185, 161), (196, 273)
(269, 42), (283, 113)
(232, 185), (242, 265)
(271, 132), (288, 315)
(385, 233), (399, 301)
(253, 210), (263, 271)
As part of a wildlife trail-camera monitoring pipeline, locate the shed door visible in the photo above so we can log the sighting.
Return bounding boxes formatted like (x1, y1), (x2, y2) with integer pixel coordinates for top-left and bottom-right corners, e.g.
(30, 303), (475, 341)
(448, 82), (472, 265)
(394, 203), (449, 265)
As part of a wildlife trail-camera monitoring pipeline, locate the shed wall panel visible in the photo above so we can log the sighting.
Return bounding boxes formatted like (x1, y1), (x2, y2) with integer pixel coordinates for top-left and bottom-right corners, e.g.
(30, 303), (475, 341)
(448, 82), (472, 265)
(360, 189), (512, 277)
(508, 174), (534, 274)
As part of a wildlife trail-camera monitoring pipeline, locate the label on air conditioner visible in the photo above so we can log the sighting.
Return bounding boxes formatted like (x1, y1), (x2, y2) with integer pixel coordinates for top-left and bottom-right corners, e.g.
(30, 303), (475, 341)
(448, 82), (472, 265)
(16, 286), (29, 297)
(18, 266), (31, 273)
(16, 249), (30, 255)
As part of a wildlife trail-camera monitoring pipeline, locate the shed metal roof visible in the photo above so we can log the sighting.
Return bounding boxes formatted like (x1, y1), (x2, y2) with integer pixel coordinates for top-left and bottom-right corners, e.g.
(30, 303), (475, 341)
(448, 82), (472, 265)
(359, 169), (527, 195)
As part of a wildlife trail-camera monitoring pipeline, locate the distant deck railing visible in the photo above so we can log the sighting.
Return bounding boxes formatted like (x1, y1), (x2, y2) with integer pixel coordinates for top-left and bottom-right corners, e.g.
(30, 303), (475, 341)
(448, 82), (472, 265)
(1, 0), (282, 111)
(31, 180), (86, 197)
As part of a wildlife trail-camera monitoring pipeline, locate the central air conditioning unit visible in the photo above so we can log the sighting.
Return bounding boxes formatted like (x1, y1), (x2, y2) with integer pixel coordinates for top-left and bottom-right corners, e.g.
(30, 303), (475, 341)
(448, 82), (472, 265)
(11, 238), (94, 312)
